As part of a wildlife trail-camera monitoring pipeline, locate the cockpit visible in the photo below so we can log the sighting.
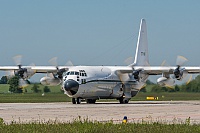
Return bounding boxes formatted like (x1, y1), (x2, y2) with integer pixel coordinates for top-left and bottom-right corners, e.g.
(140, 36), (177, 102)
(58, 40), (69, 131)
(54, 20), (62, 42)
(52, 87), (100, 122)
(64, 70), (87, 77)
(65, 71), (79, 76)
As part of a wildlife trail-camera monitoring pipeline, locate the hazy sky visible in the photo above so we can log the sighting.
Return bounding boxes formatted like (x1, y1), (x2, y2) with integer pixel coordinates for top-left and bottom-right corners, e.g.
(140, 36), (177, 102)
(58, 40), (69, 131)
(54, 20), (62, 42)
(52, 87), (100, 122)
(0, 1), (200, 81)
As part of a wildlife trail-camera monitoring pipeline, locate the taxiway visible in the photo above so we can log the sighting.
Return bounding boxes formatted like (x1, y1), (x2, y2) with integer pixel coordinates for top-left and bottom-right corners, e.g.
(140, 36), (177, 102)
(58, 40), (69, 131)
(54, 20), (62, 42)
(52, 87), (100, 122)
(0, 101), (199, 124)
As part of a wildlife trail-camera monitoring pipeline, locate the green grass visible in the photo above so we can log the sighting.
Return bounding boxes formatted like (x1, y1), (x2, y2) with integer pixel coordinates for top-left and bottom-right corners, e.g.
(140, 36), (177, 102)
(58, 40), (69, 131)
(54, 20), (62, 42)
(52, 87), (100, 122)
(134, 92), (200, 101)
(0, 119), (199, 133)
(0, 93), (71, 103)
(0, 84), (200, 103)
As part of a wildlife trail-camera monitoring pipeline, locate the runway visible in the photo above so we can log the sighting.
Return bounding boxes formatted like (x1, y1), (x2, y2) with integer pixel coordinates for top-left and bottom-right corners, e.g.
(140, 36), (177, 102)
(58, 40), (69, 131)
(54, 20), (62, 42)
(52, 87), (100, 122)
(0, 101), (200, 124)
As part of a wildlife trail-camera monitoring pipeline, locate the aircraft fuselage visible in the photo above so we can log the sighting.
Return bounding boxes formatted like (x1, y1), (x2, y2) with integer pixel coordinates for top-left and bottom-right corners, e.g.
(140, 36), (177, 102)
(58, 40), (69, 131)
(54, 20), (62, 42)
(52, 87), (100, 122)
(62, 66), (147, 102)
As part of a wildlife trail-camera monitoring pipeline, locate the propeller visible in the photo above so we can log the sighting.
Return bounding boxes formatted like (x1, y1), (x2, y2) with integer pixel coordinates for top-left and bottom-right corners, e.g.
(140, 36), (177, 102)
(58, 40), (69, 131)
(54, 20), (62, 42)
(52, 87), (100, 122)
(173, 55), (188, 80)
(161, 55), (192, 86)
(12, 55), (28, 78)
(48, 57), (67, 79)
(122, 56), (143, 82)
(5, 55), (30, 88)
(132, 68), (143, 81)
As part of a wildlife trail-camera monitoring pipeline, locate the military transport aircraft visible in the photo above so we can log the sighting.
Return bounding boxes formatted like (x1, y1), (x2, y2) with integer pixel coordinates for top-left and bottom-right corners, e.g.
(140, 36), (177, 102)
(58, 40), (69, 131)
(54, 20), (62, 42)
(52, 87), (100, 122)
(0, 19), (199, 104)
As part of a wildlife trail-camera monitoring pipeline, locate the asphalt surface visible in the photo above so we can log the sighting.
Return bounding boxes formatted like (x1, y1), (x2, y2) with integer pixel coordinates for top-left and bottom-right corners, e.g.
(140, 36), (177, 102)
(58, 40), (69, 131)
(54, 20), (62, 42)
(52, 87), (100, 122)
(0, 101), (200, 124)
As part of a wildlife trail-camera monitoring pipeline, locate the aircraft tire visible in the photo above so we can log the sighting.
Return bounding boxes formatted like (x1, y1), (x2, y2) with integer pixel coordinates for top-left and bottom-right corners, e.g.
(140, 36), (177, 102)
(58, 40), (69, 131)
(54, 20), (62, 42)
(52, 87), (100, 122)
(124, 100), (129, 104)
(119, 97), (124, 104)
(72, 98), (76, 104)
(77, 98), (81, 104)
(86, 99), (96, 104)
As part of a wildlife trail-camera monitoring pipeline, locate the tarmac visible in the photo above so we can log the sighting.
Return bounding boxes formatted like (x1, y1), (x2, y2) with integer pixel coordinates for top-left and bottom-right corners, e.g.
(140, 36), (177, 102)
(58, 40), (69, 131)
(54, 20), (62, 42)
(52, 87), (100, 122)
(0, 101), (200, 124)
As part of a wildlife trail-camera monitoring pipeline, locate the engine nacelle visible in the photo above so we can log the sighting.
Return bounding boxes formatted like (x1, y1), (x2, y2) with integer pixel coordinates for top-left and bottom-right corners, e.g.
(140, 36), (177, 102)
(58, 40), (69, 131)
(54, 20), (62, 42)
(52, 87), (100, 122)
(14, 68), (36, 80)
(157, 77), (175, 87)
(40, 77), (61, 86)
(173, 67), (188, 81)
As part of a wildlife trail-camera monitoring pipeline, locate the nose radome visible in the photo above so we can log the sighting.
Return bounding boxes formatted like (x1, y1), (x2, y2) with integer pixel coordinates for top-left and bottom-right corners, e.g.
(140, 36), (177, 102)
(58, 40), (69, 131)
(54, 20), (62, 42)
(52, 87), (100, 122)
(64, 79), (79, 92)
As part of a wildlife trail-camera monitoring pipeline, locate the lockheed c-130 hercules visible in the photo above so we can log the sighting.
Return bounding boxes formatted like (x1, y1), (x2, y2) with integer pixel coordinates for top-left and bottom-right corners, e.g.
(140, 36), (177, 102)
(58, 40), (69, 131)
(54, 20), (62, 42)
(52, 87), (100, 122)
(0, 19), (199, 104)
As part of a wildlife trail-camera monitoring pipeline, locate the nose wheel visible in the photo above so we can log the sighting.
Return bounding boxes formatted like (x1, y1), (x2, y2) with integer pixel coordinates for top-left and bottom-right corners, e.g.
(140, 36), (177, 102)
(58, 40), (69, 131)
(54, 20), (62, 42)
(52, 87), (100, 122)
(72, 98), (81, 104)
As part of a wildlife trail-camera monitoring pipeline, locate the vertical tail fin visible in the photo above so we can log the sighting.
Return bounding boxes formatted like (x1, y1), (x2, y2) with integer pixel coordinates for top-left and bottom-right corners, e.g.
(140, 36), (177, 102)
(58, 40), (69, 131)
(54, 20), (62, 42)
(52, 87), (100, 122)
(133, 19), (149, 66)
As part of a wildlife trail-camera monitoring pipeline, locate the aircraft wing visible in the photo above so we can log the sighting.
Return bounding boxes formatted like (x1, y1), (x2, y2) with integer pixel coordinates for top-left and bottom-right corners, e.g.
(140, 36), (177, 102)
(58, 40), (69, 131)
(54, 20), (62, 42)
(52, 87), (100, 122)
(30, 66), (69, 73)
(116, 66), (200, 75)
(0, 66), (20, 71)
(0, 66), (69, 73)
(134, 66), (200, 75)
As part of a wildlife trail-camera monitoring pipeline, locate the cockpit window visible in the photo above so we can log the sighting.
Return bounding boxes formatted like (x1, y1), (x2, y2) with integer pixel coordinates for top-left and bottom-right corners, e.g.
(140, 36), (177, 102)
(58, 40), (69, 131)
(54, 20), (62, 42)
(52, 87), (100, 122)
(70, 71), (75, 75)
(66, 72), (70, 75)
(66, 71), (79, 76)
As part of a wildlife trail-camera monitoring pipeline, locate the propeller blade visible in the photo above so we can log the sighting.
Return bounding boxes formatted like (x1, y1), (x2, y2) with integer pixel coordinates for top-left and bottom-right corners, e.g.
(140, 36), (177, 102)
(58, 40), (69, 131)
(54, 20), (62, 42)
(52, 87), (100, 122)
(119, 74), (130, 83)
(19, 78), (28, 88)
(116, 71), (130, 84)
(48, 57), (58, 66)
(165, 84), (175, 89)
(5, 70), (15, 78)
(160, 60), (170, 67)
(13, 55), (22, 66)
(66, 60), (74, 66)
(46, 73), (54, 78)
(183, 74), (193, 85)
(124, 57), (134, 65)
(176, 55), (188, 66)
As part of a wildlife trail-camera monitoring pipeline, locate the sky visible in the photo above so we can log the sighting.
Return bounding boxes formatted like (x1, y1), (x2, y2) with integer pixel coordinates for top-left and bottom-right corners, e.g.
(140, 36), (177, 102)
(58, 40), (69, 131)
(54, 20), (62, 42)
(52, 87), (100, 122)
(0, 0), (200, 81)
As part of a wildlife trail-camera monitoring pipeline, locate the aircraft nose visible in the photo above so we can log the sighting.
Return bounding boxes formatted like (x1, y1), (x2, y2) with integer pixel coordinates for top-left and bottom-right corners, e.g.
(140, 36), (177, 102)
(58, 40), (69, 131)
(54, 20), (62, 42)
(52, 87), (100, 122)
(64, 79), (79, 93)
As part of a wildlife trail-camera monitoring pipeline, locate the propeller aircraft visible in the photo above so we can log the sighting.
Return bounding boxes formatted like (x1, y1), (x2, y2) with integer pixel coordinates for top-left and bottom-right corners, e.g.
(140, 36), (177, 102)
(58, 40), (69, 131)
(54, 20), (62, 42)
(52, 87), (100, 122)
(0, 19), (199, 104)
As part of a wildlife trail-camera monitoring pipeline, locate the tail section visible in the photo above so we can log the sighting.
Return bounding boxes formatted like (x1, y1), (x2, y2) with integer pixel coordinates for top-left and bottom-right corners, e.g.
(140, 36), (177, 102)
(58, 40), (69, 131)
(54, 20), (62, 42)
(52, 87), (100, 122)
(133, 19), (149, 66)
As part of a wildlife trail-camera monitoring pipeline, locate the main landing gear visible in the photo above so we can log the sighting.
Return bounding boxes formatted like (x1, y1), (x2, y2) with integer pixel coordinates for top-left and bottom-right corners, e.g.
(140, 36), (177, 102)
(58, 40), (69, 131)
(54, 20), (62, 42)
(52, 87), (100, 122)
(118, 96), (129, 104)
(72, 98), (96, 104)
(86, 99), (96, 104)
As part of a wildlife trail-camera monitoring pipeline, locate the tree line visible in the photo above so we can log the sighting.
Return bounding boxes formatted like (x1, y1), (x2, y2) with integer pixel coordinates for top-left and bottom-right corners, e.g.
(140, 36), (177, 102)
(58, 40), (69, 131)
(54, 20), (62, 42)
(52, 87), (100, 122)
(143, 75), (200, 93)
(1, 75), (200, 93)
(2, 76), (51, 93)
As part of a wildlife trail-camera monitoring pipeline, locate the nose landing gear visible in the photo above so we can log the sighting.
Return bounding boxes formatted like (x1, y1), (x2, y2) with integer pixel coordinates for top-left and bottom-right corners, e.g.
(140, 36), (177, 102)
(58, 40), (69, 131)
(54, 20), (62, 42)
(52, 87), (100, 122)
(72, 98), (81, 104)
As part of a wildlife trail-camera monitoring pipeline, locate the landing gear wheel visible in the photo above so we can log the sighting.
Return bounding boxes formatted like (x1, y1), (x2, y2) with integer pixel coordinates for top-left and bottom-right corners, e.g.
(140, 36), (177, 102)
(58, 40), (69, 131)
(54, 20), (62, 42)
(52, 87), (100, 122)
(72, 98), (76, 104)
(124, 100), (129, 104)
(119, 97), (129, 104)
(77, 97), (81, 104)
(86, 99), (96, 104)
(119, 97), (124, 104)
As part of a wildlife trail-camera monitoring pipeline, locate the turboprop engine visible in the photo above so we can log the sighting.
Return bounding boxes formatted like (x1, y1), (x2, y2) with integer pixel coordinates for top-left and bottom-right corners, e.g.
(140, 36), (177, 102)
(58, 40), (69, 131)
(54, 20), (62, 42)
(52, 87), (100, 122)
(157, 77), (175, 87)
(15, 67), (36, 80)
(40, 77), (61, 86)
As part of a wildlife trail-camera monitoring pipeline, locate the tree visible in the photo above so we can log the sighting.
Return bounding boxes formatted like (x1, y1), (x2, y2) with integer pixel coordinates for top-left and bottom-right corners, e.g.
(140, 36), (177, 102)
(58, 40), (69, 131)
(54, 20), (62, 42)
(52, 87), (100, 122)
(31, 84), (41, 93)
(0, 76), (8, 84)
(7, 76), (23, 93)
(140, 87), (146, 92)
(146, 80), (155, 85)
(179, 75), (200, 92)
(43, 86), (51, 93)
